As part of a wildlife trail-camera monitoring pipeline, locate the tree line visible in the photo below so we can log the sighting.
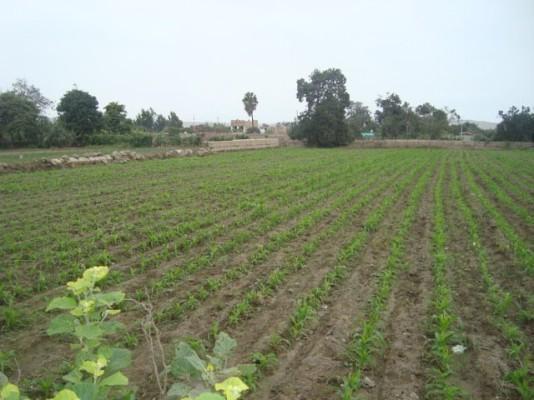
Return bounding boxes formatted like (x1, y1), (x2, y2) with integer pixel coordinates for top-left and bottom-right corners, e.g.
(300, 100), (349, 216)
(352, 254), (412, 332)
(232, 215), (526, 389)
(1, 76), (532, 149)
(290, 68), (533, 146)
(0, 80), (191, 148)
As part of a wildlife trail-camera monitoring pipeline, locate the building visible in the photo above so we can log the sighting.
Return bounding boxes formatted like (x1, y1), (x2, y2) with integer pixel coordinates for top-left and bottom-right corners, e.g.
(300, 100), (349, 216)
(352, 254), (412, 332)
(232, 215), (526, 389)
(230, 119), (257, 132)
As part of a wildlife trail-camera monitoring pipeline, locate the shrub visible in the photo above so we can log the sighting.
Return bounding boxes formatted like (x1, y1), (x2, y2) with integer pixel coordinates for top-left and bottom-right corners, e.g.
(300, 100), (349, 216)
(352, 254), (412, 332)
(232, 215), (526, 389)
(87, 132), (128, 146)
(245, 127), (260, 134)
(128, 132), (153, 147)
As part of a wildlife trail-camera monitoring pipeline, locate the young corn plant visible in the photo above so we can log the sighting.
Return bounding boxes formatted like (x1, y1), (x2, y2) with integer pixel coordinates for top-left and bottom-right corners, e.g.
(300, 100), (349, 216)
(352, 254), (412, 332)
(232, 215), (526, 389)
(425, 161), (466, 399)
(341, 162), (434, 399)
(451, 162), (533, 399)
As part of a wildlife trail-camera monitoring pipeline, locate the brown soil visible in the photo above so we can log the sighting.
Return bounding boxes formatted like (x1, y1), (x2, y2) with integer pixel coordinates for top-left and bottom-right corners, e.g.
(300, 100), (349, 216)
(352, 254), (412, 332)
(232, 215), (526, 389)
(245, 175), (419, 400)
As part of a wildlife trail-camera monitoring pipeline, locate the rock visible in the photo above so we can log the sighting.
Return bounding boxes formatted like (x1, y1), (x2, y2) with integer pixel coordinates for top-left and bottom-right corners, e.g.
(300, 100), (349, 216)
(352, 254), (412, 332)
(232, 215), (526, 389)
(49, 158), (63, 166)
(361, 376), (376, 389)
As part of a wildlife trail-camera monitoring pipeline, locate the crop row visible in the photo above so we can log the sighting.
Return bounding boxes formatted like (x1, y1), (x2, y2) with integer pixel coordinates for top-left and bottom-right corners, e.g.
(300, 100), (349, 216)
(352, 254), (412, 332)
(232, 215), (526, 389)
(451, 161), (533, 399)
(0, 152), (344, 255)
(0, 163), (358, 329)
(459, 158), (533, 274)
(158, 154), (415, 324)
(1, 155), (363, 305)
(146, 155), (386, 299)
(466, 152), (533, 210)
(340, 158), (434, 398)
(424, 160), (465, 398)
(463, 154), (533, 225)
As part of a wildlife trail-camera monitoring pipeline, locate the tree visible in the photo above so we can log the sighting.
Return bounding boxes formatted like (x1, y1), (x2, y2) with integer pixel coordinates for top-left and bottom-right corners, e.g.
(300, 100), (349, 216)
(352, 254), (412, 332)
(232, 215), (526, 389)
(167, 111), (183, 136)
(136, 108), (156, 131)
(346, 101), (374, 138)
(495, 106), (534, 142)
(0, 92), (41, 147)
(415, 102), (449, 139)
(375, 93), (407, 138)
(242, 92), (258, 128)
(11, 79), (52, 113)
(103, 102), (131, 134)
(57, 89), (102, 144)
(154, 114), (167, 132)
(294, 68), (351, 147)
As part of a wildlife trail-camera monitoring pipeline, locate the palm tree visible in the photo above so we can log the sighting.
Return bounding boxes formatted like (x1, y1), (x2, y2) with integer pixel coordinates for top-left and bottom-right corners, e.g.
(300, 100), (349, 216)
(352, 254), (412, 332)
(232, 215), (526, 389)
(242, 92), (258, 128)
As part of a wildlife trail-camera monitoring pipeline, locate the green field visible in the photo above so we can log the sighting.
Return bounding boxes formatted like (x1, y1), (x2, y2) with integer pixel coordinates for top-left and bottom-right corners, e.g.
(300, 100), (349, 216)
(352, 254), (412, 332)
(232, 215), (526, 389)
(0, 147), (532, 399)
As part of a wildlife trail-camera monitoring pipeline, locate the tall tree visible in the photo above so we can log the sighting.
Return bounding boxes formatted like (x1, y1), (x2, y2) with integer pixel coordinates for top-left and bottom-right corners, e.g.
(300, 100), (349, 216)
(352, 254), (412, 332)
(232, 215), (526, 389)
(11, 79), (52, 113)
(293, 68), (351, 147)
(242, 92), (258, 128)
(346, 101), (374, 137)
(167, 111), (183, 136)
(375, 93), (407, 138)
(103, 102), (131, 134)
(0, 92), (41, 147)
(57, 89), (102, 144)
(167, 112), (183, 129)
(135, 108), (156, 131)
(154, 114), (167, 132)
(495, 106), (534, 141)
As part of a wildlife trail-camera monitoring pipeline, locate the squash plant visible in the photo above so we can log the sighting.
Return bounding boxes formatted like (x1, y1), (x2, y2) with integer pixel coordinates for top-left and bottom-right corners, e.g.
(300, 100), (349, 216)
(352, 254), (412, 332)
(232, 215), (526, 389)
(45, 266), (131, 400)
(167, 332), (254, 400)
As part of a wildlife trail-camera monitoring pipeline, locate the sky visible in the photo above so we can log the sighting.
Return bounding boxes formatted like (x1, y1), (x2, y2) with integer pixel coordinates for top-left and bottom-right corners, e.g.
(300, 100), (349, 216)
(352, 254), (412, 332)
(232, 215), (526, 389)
(1, 0), (533, 124)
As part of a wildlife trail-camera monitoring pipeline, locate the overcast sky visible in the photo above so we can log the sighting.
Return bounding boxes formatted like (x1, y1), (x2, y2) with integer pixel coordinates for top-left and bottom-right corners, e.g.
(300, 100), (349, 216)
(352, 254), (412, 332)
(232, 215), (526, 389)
(1, 0), (533, 123)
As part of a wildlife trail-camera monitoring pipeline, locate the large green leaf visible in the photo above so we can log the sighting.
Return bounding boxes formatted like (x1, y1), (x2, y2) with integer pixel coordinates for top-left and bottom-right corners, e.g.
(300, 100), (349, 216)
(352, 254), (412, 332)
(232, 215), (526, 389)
(98, 347), (131, 374)
(94, 292), (124, 307)
(0, 383), (20, 400)
(170, 342), (205, 379)
(75, 323), (103, 340)
(100, 320), (123, 335)
(62, 369), (82, 384)
(100, 371), (128, 387)
(166, 382), (192, 399)
(213, 332), (236, 361)
(47, 314), (76, 336)
(50, 389), (80, 400)
(82, 266), (109, 283)
(46, 296), (77, 312)
(71, 382), (99, 400)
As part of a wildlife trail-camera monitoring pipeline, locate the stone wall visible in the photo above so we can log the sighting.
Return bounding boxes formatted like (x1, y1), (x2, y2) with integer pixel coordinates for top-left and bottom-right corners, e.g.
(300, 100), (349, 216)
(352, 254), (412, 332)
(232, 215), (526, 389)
(207, 138), (280, 152)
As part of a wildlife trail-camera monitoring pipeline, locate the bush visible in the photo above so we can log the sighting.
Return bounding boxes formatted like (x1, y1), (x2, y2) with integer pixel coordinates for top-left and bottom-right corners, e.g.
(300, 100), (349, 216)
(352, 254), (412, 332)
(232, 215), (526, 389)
(235, 134), (250, 140)
(180, 134), (201, 146)
(246, 127), (260, 134)
(40, 122), (76, 148)
(128, 132), (153, 147)
(87, 132), (128, 146)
